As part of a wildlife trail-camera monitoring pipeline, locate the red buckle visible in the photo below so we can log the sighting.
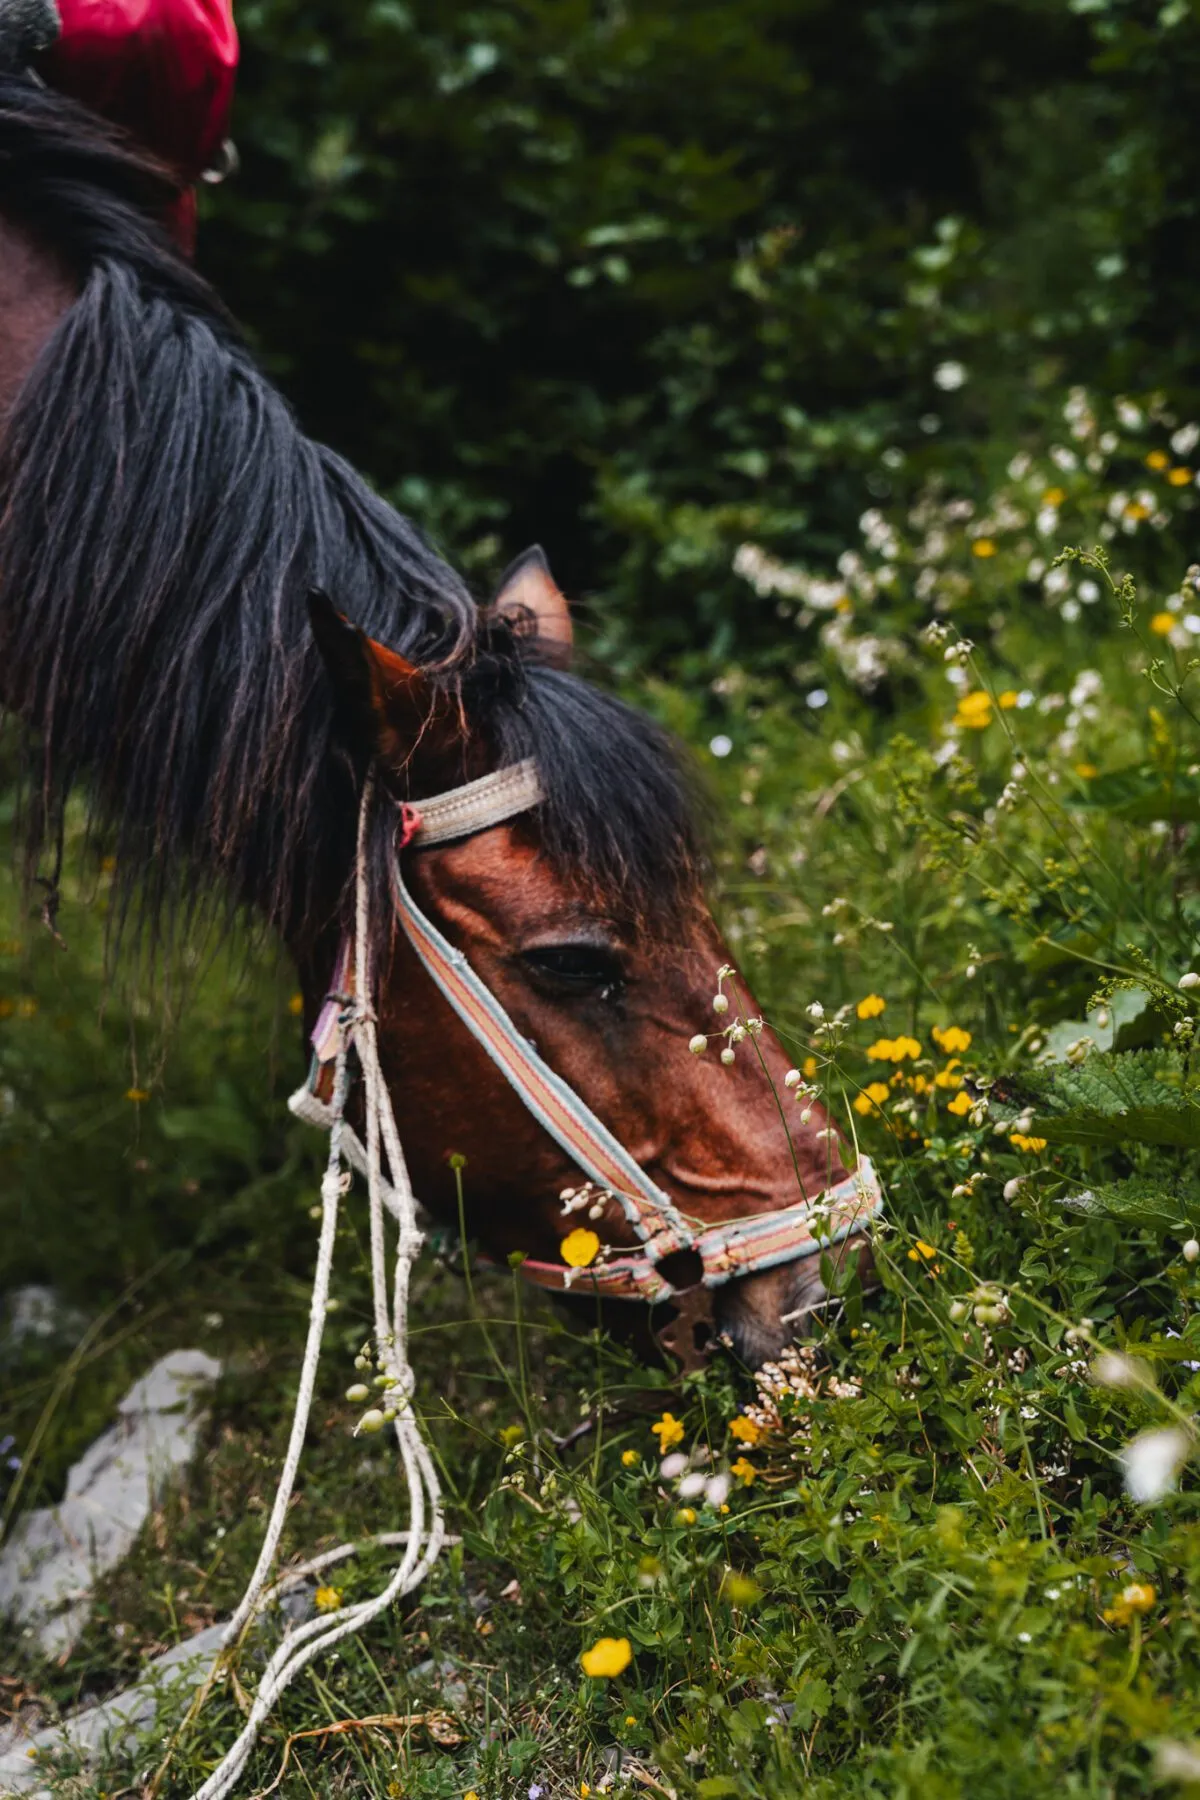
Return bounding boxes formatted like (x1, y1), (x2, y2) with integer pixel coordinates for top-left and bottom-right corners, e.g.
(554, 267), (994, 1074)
(398, 803), (424, 850)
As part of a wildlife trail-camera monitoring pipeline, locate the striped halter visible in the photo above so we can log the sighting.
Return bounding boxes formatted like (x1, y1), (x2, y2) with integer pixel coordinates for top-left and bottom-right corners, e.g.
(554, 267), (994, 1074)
(291, 759), (883, 1311)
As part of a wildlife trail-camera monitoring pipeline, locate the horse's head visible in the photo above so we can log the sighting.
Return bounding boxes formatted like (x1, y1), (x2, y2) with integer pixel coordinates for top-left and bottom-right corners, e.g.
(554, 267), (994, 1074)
(308, 553), (874, 1368)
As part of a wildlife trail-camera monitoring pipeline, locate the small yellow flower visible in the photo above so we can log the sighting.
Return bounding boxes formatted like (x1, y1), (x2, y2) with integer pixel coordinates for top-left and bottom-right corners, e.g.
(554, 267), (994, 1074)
(997, 689), (1019, 709)
(621, 1448), (639, 1467)
(1104, 1581), (1156, 1627)
(1125, 500), (1150, 521)
(932, 1024), (972, 1053)
(854, 1081), (891, 1116)
(1168, 466), (1193, 487)
(953, 690), (993, 730)
(676, 1507), (697, 1525)
(802, 1055), (818, 1078)
(1010, 1131), (1048, 1153)
(125, 1087), (150, 1103)
(866, 1035), (921, 1063)
(1074, 761), (1098, 779)
(934, 1059), (963, 1090)
(730, 1415), (761, 1445)
(1150, 611), (1176, 636)
(1145, 450), (1169, 471)
(731, 1456), (757, 1486)
(561, 1228), (601, 1268)
(910, 1073), (931, 1096)
(946, 1090), (973, 1116)
(971, 538), (997, 558)
(856, 993), (886, 1019)
(1042, 486), (1066, 506)
(288, 992), (304, 1016)
(913, 1239), (938, 1260)
(499, 1423), (524, 1447)
(651, 1411), (685, 1451)
(314, 1585), (343, 1613)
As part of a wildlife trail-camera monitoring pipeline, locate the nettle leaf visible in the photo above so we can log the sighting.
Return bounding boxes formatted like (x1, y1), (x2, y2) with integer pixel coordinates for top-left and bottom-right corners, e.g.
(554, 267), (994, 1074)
(991, 1049), (1200, 1149)
(1056, 1174), (1197, 1235)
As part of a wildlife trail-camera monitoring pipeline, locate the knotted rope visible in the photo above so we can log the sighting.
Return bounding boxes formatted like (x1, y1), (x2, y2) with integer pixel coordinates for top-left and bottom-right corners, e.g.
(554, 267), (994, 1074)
(192, 774), (444, 1800)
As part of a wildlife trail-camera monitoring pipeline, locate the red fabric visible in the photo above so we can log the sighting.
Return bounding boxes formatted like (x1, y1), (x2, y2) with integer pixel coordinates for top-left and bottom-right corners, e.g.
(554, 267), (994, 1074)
(38, 0), (237, 250)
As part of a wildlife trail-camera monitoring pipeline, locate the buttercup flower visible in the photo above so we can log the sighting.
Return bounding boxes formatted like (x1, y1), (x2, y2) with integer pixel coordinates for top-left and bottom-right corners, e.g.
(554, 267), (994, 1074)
(1150, 611), (1176, 635)
(932, 1024), (972, 1054)
(856, 993), (886, 1019)
(953, 690), (993, 730)
(652, 1412), (685, 1451)
(730, 1415), (760, 1445)
(730, 1456), (757, 1485)
(561, 1228), (601, 1269)
(314, 1585), (343, 1613)
(854, 1081), (891, 1116)
(621, 1448), (639, 1467)
(1103, 1581), (1156, 1627)
(867, 1036), (922, 1063)
(971, 538), (997, 558)
(581, 1636), (633, 1678)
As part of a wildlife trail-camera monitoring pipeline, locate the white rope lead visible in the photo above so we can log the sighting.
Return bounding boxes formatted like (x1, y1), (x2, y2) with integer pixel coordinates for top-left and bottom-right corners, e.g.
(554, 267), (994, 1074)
(192, 775), (444, 1800)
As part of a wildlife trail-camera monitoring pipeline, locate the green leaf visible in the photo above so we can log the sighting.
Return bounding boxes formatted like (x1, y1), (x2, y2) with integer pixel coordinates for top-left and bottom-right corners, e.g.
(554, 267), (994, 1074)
(1057, 1174), (1197, 1234)
(1064, 764), (1200, 823)
(992, 1049), (1200, 1149)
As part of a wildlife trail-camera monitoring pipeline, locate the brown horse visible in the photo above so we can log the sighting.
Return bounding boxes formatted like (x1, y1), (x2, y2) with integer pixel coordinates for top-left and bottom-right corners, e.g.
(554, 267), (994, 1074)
(0, 69), (871, 1368)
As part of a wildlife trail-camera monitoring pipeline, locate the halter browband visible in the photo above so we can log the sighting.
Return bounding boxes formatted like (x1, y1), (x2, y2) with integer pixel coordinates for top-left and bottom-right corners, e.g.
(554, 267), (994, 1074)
(290, 757), (883, 1305)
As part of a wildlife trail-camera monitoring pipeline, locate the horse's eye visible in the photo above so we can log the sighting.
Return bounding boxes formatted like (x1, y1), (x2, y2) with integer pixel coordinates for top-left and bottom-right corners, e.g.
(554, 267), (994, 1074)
(520, 944), (625, 999)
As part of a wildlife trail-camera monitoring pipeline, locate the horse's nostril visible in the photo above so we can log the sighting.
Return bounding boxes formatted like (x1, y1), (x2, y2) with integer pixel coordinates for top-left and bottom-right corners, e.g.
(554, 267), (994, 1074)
(656, 1248), (704, 1290)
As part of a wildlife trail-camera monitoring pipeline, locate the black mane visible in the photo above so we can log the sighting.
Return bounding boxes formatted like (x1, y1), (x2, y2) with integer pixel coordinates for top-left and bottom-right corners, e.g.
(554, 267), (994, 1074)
(0, 72), (702, 959)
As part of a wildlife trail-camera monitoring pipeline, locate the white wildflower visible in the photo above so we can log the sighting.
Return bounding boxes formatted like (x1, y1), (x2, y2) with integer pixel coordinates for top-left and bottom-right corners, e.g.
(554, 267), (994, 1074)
(1091, 1350), (1151, 1391)
(933, 360), (966, 391)
(1121, 1427), (1191, 1504)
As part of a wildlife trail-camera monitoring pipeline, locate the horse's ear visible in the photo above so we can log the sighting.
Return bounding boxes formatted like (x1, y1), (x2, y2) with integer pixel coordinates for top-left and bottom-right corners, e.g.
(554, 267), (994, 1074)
(307, 590), (443, 770)
(492, 545), (573, 663)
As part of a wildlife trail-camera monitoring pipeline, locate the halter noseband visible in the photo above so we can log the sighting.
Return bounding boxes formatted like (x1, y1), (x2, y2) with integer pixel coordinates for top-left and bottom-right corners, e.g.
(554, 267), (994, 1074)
(290, 758), (883, 1307)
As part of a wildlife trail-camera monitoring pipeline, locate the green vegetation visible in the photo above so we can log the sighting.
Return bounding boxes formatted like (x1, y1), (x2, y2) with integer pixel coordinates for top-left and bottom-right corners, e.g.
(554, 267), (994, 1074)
(9, 3), (1200, 1795)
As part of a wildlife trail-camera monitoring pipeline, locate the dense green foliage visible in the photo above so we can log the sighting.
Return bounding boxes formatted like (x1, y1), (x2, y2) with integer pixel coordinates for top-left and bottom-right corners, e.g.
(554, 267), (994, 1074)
(10, 3), (1200, 1796)
(204, 0), (1200, 663)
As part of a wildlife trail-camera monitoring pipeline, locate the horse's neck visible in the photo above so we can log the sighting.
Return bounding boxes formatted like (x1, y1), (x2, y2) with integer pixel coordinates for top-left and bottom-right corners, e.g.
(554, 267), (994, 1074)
(0, 215), (76, 427)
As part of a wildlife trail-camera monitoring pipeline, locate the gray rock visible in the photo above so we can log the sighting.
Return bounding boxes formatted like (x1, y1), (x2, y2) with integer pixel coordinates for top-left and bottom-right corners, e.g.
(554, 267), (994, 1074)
(1, 1288), (84, 1353)
(0, 1621), (227, 1796)
(0, 1350), (221, 1658)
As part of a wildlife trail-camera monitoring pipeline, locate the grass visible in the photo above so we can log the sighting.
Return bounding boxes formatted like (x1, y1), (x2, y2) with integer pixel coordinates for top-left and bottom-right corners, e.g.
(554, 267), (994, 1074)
(6, 384), (1200, 1795)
